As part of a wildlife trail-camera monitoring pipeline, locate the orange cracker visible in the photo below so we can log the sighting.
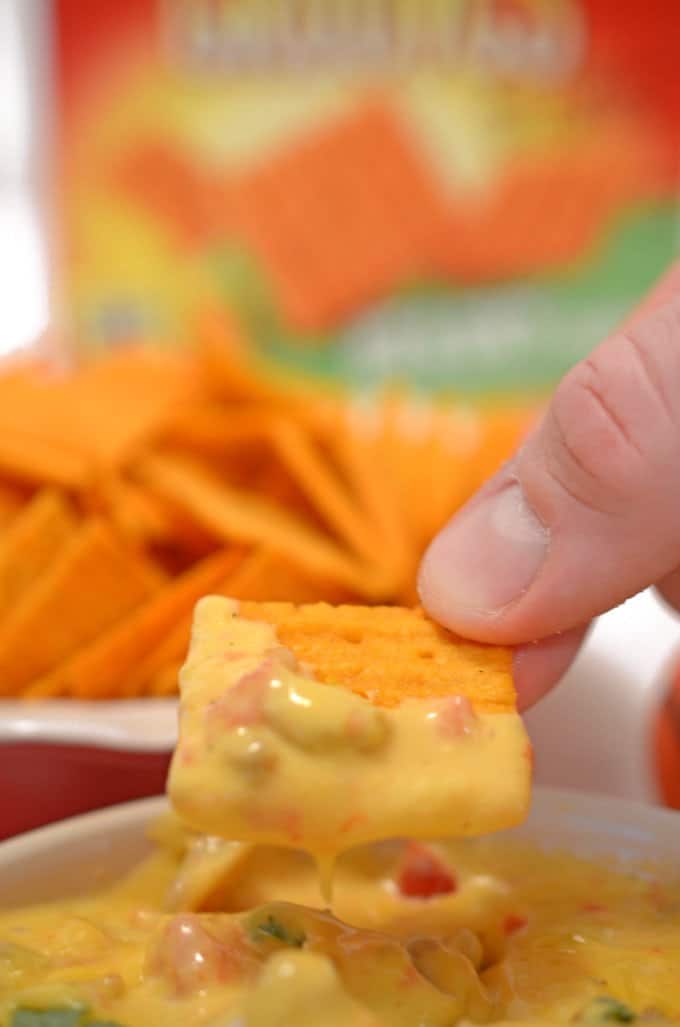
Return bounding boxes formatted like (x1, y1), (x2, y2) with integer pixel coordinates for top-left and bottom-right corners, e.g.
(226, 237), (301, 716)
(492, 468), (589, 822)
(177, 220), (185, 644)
(91, 474), (206, 550)
(406, 404), (483, 544)
(384, 396), (444, 543)
(195, 308), (334, 429)
(195, 308), (341, 435)
(0, 519), (161, 695)
(323, 430), (411, 596)
(0, 489), (78, 615)
(346, 394), (413, 532)
(0, 484), (27, 527)
(335, 393), (435, 577)
(467, 406), (536, 495)
(121, 610), (195, 698)
(269, 420), (382, 563)
(0, 347), (199, 474)
(236, 601), (515, 712)
(230, 100), (449, 333)
(86, 469), (221, 568)
(149, 661), (182, 697)
(62, 347), (201, 467)
(169, 598), (527, 851)
(115, 543), (354, 698)
(421, 417), (478, 537)
(0, 429), (92, 488)
(245, 461), (306, 524)
(25, 547), (244, 699)
(164, 404), (374, 562)
(135, 451), (396, 599)
(161, 403), (277, 453)
(225, 546), (356, 604)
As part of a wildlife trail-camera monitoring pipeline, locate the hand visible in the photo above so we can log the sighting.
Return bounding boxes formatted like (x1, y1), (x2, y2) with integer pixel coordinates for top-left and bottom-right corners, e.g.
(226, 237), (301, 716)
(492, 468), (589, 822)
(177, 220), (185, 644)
(418, 261), (680, 711)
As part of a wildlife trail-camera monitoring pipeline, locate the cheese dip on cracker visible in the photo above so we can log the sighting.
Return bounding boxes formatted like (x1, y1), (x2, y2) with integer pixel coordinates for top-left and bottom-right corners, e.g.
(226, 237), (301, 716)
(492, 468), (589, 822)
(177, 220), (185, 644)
(169, 597), (531, 885)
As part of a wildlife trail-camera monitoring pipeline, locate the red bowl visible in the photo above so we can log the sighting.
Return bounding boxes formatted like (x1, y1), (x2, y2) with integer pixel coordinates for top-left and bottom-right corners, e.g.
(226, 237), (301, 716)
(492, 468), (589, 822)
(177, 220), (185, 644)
(0, 698), (177, 839)
(0, 743), (171, 840)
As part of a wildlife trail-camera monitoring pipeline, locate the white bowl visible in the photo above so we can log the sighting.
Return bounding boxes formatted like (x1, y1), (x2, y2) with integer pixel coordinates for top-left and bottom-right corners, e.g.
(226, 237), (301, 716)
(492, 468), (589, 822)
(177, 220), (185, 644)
(0, 787), (678, 911)
(0, 699), (178, 750)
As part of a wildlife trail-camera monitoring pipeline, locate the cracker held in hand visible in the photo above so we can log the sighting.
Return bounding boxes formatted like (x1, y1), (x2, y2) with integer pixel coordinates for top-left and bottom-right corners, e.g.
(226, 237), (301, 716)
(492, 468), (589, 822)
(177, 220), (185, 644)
(169, 597), (531, 856)
(236, 601), (514, 711)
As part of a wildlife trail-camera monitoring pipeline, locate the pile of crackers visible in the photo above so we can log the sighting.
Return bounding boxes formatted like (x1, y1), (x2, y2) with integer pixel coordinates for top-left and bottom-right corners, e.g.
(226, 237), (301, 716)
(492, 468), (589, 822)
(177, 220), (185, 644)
(0, 312), (532, 699)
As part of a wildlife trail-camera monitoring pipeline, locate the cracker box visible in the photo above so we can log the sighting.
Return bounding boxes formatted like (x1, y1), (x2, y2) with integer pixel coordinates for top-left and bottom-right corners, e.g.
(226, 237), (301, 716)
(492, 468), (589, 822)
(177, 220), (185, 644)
(53, 0), (679, 394)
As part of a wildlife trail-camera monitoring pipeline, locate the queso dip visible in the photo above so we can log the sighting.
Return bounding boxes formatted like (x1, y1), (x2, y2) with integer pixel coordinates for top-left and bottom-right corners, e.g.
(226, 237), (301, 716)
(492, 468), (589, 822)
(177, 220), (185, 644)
(1, 599), (678, 1024)
(0, 818), (679, 1025)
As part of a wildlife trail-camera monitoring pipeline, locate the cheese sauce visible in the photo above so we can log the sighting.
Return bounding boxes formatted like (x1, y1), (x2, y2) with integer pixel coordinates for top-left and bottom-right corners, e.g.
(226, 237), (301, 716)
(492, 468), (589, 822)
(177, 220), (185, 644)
(168, 597), (531, 872)
(2, 597), (677, 1024)
(1, 821), (679, 1025)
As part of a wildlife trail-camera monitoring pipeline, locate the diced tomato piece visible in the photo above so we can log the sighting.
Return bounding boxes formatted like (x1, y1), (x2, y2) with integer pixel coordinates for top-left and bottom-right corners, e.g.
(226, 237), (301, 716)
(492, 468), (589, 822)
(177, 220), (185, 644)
(206, 661), (271, 733)
(436, 695), (477, 739)
(397, 842), (457, 899)
(503, 913), (528, 935)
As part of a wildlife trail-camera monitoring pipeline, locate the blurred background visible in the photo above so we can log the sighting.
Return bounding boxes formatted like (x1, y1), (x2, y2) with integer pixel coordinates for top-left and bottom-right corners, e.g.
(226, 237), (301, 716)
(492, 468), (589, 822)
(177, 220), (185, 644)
(0, 0), (678, 835)
(5, 0), (680, 373)
(0, 0), (49, 356)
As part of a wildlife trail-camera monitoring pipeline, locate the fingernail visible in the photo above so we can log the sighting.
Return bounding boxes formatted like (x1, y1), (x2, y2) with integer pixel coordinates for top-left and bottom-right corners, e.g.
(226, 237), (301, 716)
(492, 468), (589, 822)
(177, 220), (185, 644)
(419, 480), (548, 617)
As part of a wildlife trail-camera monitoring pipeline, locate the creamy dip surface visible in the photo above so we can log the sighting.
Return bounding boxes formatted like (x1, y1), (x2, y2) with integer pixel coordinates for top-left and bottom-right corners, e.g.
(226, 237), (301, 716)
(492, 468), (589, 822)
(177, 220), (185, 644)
(1, 819), (679, 1025)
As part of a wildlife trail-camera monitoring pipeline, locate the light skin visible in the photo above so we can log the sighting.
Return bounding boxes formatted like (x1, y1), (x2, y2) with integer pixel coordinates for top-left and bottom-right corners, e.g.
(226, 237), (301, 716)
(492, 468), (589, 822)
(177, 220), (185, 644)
(418, 261), (680, 711)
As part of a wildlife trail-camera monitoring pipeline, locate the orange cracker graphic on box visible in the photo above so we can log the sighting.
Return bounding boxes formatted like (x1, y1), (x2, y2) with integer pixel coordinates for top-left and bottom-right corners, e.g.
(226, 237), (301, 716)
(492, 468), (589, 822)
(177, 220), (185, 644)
(54, 0), (679, 394)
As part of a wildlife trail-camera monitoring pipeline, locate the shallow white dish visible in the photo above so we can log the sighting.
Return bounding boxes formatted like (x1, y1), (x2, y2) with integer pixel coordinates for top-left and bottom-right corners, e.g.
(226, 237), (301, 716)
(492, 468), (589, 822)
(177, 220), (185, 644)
(0, 699), (178, 751)
(0, 786), (679, 912)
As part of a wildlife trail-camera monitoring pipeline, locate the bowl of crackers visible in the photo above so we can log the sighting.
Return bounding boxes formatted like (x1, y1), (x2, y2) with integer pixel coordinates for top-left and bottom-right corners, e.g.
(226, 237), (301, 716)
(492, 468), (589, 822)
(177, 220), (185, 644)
(0, 320), (532, 836)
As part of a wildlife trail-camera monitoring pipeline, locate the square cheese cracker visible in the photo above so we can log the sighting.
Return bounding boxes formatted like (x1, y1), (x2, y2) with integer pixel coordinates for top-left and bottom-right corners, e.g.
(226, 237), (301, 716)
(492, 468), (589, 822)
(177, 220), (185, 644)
(169, 596), (531, 857)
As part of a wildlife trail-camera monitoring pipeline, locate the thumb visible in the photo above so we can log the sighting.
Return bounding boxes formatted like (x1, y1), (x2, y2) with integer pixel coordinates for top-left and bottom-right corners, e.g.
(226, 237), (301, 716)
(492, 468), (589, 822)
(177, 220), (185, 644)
(418, 290), (680, 646)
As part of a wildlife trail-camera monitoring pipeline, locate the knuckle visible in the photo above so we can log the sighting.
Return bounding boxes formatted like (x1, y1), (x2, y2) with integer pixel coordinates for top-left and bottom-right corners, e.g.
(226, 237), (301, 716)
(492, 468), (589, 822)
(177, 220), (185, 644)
(621, 301), (680, 430)
(544, 355), (648, 511)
